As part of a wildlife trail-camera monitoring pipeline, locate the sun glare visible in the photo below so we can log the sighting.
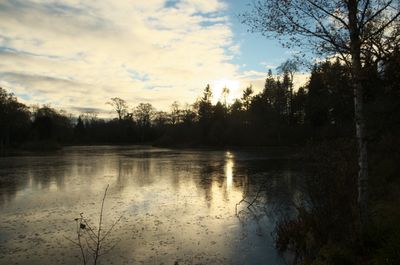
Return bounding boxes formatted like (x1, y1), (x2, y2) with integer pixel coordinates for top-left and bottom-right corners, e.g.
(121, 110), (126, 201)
(211, 78), (241, 105)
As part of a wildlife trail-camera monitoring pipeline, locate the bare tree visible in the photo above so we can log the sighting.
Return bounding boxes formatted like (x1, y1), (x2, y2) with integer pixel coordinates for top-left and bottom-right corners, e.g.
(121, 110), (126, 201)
(107, 97), (128, 121)
(220, 86), (230, 107)
(170, 101), (181, 125)
(134, 103), (155, 128)
(242, 0), (400, 228)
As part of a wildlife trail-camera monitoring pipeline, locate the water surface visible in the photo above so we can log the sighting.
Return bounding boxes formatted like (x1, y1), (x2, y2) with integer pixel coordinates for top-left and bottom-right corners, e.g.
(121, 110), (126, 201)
(0, 146), (302, 265)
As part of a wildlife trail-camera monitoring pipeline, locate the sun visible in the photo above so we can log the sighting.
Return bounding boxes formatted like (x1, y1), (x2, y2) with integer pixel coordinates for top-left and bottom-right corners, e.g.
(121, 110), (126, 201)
(211, 78), (241, 105)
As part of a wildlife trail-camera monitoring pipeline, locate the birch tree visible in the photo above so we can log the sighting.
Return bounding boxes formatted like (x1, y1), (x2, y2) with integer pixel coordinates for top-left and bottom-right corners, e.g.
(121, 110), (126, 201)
(241, 0), (400, 228)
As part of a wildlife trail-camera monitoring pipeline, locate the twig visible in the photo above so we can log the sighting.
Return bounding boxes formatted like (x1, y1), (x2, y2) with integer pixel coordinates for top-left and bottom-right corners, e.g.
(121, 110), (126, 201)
(68, 184), (124, 265)
(93, 184), (109, 265)
(235, 185), (263, 216)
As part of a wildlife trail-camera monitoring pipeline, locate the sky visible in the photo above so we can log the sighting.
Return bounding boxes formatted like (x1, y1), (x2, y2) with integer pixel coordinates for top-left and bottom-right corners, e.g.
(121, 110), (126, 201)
(0, 0), (308, 115)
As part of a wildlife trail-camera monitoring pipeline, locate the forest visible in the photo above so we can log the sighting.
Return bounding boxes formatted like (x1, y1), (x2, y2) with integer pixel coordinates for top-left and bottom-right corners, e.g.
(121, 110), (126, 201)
(1, 0), (400, 263)
(0, 0), (400, 265)
(1, 50), (400, 264)
(0, 55), (398, 150)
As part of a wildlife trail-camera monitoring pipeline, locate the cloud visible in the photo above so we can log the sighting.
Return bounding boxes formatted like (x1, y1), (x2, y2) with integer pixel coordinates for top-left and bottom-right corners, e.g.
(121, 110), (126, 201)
(260, 61), (278, 70)
(240, 70), (268, 79)
(176, 0), (226, 13)
(0, 0), (242, 114)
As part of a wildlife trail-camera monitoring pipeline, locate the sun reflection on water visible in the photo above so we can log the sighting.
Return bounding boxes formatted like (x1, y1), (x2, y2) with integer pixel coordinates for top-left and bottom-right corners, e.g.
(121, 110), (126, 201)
(0, 147), (296, 265)
(225, 151), (234, 191)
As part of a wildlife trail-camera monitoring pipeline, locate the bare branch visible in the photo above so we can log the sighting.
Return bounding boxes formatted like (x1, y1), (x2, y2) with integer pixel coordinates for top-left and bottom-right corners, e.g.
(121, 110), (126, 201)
(63, 235), (81, 247)
(100, 214), (124, 243)
(99, 239), (121, 257)
(364, 10), (400, 41)
(360, 0), (371, 26)
(305, 0), (349, 29)
(361, 0), (394, 28)
(68, 184), (124, 265)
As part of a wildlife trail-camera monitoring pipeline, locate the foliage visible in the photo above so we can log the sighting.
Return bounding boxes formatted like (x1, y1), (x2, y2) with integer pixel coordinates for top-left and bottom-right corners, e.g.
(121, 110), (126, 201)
(241, 0), (400, 232)
(0, 87), (31, 148)
(305, 60), (354, 138)
(0, 37), (399, 265)
(1, 49), (398, 150)
(31, 105), (73, 142)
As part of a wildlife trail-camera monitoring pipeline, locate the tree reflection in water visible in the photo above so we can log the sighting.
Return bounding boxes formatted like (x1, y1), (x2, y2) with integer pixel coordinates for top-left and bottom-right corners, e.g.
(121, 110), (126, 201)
(0, 146), (302, 265)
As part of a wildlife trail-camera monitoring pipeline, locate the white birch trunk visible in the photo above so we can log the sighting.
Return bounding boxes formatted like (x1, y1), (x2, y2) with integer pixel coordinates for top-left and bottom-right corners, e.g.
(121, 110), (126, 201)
(348, 0), (369, 228)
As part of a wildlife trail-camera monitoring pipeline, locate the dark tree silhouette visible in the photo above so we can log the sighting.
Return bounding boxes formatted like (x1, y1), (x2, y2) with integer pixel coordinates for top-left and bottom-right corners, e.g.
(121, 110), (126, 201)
(198, 84), (213, 142)
(31, 105), (73, 142)
(241, 85), (253, 111)
(241, 0), (400, 229)
(107, 97), (128, 121)
(169, 101), (181, 125)
(278, 59), (299, 124)
(134, 103), (155, 142)
(0, 88), (30, 149)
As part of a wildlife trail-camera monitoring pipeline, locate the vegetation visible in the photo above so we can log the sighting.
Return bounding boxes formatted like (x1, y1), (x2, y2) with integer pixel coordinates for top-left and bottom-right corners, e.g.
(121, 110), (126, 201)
(1, 53), (397, 151)
(240, 0), (400, 264)
(1, 55), (399, 264)
(241, 0), (400, 235)
(0, 66), (323, 148)
(0, 4), (399, 263)
(66, 185), (123, 265)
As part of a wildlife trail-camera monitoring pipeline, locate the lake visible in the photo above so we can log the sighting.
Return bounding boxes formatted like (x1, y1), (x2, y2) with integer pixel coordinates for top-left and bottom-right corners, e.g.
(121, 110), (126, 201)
(0, 146), (303, 265)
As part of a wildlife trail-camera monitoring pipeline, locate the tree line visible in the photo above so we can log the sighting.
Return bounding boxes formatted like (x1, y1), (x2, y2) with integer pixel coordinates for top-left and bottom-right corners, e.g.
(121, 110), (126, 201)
(0, 53), (398, 151)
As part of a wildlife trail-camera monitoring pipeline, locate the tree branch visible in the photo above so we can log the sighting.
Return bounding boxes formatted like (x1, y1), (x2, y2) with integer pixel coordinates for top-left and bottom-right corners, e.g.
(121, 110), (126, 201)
(305, 0), (349, 29)
(360, 0), (371, 27)
(361, 0), (394, 28)
(364, 10), (400, 41)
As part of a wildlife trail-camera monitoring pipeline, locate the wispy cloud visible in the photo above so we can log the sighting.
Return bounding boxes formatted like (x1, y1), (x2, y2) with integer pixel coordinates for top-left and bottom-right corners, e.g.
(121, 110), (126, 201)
(0, 0), (248, 113)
